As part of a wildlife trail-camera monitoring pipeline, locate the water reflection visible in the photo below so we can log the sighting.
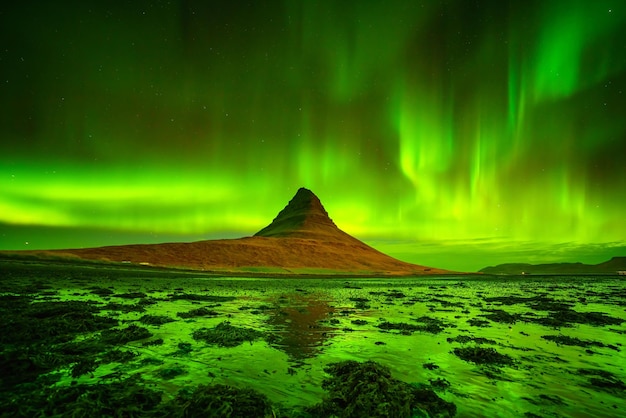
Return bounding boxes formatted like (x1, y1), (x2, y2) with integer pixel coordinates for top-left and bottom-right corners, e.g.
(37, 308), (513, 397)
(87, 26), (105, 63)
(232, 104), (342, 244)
(265, 292), (336, 361)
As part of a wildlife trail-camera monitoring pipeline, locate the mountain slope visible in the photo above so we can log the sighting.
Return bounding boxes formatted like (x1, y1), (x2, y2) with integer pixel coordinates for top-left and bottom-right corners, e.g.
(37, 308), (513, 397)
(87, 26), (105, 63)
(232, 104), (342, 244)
(4, 188), (450, 276)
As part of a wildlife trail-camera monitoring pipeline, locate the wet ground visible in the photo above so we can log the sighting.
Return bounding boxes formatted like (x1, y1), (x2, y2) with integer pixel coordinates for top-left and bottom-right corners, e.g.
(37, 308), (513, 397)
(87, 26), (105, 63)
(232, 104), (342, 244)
(1, 261), (625, 417)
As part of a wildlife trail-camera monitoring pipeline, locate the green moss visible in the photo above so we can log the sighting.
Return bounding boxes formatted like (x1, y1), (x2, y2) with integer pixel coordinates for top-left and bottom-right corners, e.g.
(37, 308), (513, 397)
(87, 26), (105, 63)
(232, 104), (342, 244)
(169, 293), (236, 302)
(541, 334), (614, 349)
(100, 324), (152, 344)
(467, 318), (491, 327)
(376, 321), (422, 332)
(172, 342), (193, 356)
(101, 301), (146, 313)
(482, 309), (521, 324)
(413, 316), (448, 334)
(100, 349), (138, 364)
(0, 375), (163, 417)
(376, 317), (447, 334)
(157, 364), (188, 380)
(141, 338), (164, 347)
(162, 384), (273, 418)
(349, 297), (371, 309)
(309, 360), (456, 418)
(113, 291), (148, 299)
(138, 314), (175, 325)
(429, 377), (451, 391)
(447, 335), (496, 345)
(0, 299), (117, 345)
(70, 358), (97, 378)
(88, 287), (114, 296)
(534, 309), (623, 328)
(452, 346), (514, 366)
(0, 297), (120, 389)
(177, 307), (220, 318)
(577, 368), (626, 395)
(192, 321), (264, 347)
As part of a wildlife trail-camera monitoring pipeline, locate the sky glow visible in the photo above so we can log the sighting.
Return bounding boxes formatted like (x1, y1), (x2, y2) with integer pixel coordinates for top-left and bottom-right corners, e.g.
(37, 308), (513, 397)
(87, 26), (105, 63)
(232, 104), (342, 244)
(1, 1), (625, 271)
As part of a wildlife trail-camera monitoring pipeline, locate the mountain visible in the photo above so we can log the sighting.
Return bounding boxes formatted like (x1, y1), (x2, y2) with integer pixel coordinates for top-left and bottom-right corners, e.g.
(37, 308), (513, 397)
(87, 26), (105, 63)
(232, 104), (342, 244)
(3, 188), (450, 276)
(479, 257), (626, 275)
(255, 187), (343, 240)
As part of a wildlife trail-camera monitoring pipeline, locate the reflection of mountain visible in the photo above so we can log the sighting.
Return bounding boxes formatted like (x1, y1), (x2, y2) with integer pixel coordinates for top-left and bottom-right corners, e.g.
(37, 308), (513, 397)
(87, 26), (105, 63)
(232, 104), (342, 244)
(480, 257), (626, 275)
(5, 188), (450, 276)
(265, 293), (336, 361)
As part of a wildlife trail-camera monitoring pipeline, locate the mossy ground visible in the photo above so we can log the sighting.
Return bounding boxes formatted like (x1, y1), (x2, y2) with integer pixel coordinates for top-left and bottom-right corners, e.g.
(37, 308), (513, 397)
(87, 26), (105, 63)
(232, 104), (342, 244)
(192, 321), (265, 347)
(308, 360), (456, 418)
(1, 261), (624, 417)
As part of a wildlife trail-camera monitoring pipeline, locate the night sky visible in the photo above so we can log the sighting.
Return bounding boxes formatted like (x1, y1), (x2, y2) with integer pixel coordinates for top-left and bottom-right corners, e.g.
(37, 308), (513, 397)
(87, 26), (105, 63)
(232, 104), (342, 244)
(1, 1), (625, 272)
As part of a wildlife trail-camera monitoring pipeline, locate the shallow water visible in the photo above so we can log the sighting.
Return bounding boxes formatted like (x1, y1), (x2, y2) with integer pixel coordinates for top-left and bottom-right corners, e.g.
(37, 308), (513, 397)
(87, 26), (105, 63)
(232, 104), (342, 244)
(1, 264), (625, 417)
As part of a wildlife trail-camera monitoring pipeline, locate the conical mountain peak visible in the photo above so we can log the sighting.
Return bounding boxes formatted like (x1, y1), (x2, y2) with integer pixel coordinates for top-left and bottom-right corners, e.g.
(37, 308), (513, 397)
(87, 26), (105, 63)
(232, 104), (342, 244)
(255, 188), (340, 238)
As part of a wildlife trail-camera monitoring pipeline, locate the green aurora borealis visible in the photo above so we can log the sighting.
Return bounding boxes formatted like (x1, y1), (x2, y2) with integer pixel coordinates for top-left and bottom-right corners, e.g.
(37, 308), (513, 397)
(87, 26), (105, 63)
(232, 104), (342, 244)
(1, 1), (625, 271)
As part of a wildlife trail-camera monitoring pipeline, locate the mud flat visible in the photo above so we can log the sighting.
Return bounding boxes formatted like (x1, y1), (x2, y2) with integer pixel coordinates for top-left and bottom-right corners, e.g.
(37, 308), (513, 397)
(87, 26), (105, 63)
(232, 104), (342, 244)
(1, 261), (625, 417)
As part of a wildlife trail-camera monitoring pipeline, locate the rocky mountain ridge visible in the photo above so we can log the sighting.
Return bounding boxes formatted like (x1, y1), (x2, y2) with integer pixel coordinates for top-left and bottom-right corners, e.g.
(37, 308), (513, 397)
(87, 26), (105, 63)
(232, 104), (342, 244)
(480, 257), (626, 275)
